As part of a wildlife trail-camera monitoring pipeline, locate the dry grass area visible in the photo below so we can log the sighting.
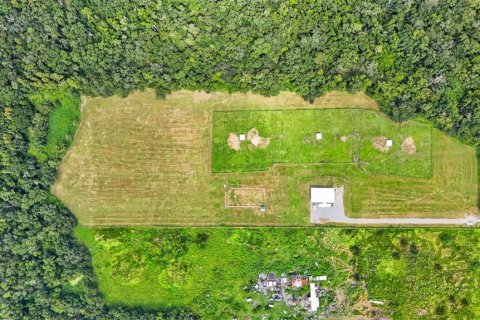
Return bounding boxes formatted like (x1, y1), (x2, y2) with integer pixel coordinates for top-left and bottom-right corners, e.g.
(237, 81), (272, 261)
(225, 187), (266, 207)
(53, 90), (477, 225)
(56, 90), (340, 226)
(348, 131), (478, 218)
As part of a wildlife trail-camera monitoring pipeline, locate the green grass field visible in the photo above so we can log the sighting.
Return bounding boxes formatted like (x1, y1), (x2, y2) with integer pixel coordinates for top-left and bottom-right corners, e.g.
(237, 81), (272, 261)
(53, 90), (478, 225)
(212, 109), (432, 178)
(75, 226), (480, 319)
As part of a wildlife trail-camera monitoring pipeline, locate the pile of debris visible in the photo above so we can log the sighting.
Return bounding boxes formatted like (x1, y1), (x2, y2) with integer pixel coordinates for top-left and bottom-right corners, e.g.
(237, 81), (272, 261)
(253, 272), (328, 312)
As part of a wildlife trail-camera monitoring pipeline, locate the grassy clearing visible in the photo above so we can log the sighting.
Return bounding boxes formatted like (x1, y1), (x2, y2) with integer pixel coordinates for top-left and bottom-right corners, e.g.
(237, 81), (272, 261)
(28, 89), (80, 161)
(53, 90), (477, 225)
(75, 226), (480, 319)
(212, 109), (432, 178)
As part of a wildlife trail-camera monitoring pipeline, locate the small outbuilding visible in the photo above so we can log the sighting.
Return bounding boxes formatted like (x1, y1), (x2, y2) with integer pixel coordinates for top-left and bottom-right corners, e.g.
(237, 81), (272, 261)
(259, 204), (266, 213)
(310, 283), (319, 312)
(239, 134), (246, 141)
(310, 187), (335, 208)
(386, 139), (393, 147)
(315, 132), (323, 140)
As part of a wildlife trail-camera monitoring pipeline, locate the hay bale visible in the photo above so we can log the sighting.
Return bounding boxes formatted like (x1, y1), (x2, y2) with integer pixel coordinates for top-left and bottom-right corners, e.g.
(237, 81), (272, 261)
(401, 136), (416, 154)
(247, 128), (270, 148)
(227, 133), (241, 151)
(372, 136), (389, 152)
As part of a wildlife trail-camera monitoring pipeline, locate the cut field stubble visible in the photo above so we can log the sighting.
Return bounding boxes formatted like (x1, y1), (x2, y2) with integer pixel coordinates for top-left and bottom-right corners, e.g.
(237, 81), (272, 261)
(53, 90), (478, 225)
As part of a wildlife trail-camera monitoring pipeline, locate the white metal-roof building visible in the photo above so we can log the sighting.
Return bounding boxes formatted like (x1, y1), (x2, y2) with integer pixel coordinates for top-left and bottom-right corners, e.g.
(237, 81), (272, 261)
(310, 187), (335, 208)
(310, 283), (319, 312)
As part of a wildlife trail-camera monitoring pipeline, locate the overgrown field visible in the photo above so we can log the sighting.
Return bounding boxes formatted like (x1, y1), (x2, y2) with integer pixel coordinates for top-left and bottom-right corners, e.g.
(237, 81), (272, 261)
(75, 226), (480, 319)
(53, 91), (477, 225)
(27, 89), (81, 162)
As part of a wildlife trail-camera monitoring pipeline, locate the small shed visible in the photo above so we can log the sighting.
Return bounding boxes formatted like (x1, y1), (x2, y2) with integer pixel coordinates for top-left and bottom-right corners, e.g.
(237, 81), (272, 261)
(259, 204), (266, 213)
(386, 139), (393, 147)
(239, 134), (246, 141)
(315, 132), (323, 140)
(310, 187), (335, 208)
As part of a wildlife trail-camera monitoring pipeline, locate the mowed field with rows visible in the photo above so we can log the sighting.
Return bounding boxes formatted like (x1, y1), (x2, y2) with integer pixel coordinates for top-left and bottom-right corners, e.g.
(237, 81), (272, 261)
(53, 90), (478, 225)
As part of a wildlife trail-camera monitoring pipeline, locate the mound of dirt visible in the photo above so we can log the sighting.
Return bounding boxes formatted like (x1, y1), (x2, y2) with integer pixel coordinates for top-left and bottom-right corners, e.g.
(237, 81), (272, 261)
(340, 135), (348, 142)
(227, 133), (240, 151)
(401, 136), (416, 154)
(247, 128), (270, 149)
(372, 136), (389, 152)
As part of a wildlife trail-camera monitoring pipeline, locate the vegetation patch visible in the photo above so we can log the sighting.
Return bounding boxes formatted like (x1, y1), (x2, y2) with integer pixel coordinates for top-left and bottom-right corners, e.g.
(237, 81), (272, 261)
(76, 226), (480, 319)
(28, 89), (81, 162)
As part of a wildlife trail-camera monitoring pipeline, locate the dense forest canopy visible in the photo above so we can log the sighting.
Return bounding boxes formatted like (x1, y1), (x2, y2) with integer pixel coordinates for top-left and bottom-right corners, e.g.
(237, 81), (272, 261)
(0, 0), (479, 318)
(2, 0), (480, 142)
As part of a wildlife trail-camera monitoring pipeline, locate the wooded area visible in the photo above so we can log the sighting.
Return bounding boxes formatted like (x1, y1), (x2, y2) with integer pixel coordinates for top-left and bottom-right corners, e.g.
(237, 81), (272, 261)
(0, 0), (479, 318)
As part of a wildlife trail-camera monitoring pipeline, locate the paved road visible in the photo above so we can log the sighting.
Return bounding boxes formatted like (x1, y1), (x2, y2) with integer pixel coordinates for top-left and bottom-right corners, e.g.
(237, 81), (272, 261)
(311, 187), (479, 226)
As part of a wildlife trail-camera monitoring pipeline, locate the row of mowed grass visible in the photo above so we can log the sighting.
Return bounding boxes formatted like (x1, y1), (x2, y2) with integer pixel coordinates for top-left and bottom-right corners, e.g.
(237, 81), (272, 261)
(74, 226), (480, 319)
(212, 109), (432, 178)
(53, 90), (477, 225)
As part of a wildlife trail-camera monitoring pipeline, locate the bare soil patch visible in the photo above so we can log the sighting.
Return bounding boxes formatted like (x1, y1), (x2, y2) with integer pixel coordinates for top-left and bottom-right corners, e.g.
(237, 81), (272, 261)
(247, 128), (270, 149)
(340, 136), (348, 142)
(227, 133), (241, 151)
(372, 136), (389, 152)
(401, 136), (416, 154)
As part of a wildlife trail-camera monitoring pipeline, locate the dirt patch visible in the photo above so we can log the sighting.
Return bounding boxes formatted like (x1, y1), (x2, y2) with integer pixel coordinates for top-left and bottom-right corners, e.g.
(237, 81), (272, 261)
(247, 128), (270, 149)
(334, 289), (347, 308)
(227, 133), (240, 151)
(372, 136), (389, 152)
(416, 309), (428, 317)
(401, 136), (416, 154)
(340, 136), (348, 142)
(352, 299), (373, 314)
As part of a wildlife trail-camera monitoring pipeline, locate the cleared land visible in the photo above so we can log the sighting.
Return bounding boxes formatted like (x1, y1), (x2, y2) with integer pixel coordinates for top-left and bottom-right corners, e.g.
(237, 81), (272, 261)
(53, 90), (478, 225)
